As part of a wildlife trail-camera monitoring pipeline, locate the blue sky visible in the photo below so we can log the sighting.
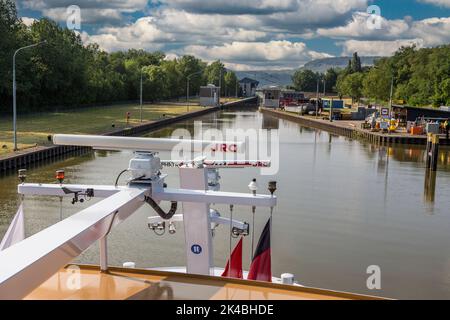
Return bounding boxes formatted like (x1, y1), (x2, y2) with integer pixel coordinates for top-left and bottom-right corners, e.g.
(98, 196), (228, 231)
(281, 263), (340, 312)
(15, 0), (450, 70)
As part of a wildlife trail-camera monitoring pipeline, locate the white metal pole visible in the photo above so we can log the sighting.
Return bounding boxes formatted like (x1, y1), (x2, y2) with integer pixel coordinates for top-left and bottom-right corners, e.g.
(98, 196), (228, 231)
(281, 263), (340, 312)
(187, 70), (203, 112)
(187, 78), (190, 113)
(13, 53), (17, 151)
(229, 204), (233, 278)
(219, 69), (222, 102)
(316, 79), (319, 118)
(12, 41), (46, 151)
(389, 76), (394, 117)
(99, 237), (108, 272)
(140, 70), (143, 122)
(330, 97), (334, 123)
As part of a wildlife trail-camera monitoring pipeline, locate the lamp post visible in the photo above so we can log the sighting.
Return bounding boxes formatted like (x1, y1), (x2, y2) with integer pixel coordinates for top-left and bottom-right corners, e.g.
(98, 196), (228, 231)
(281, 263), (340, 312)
(330, 97), (334, 123)
(12, 40), (46, 151)
(187, 70), (203, 113)
(372, 65), (394, 117)
(316, 79), (320, 118)
(389, 76), (394, 117)
(219, 68), (222, 103)
(140, 68), (143, 123)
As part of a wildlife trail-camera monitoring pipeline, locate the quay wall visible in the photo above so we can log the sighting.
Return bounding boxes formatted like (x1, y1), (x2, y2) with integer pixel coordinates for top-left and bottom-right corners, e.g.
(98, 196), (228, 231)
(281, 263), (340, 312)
(260, 107), (450, 146)
(0, 97), (257, 173)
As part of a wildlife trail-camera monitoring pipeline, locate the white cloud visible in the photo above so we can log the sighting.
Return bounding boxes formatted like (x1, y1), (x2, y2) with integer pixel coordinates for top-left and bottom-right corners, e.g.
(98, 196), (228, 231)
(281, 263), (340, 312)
(19, 0), (148, 25)
(164, 53), (180, 61)
(83, 17), (172, 51)
(21, 17), (36, 26)
(158, 0), (298, 14)
(318, 12), (450, 55)
(409, 17), (450, 46)
(317, 12), (410, 40)
(21, 0), (450, 69)
(43, 8), (124, 24)
(185, 41), (332, 70)
(341, 39), (424, 56)
(82, 10), (269, 51)
(418, 0), (450, 7)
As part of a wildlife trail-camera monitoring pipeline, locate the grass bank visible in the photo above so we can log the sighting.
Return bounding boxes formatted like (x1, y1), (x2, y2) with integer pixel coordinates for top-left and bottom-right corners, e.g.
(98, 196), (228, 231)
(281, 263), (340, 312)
(0, 102), (203, 155)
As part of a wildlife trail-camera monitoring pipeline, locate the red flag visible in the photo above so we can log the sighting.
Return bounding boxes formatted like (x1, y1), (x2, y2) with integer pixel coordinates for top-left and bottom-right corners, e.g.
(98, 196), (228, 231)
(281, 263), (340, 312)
(221, 237), (243, 279)
(247, 219), (271, 282)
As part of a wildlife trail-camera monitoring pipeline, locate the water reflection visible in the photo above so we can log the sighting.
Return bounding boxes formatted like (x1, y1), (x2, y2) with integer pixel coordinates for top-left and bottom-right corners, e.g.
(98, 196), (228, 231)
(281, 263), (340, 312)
(262, 114), (279, 130)
(0, 109), (450, 299)
(424, 171), (437, 205)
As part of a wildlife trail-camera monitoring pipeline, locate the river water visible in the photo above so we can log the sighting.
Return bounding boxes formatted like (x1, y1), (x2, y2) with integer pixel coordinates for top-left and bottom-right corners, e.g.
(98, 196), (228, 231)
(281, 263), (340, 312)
(1, 108), (450, 299)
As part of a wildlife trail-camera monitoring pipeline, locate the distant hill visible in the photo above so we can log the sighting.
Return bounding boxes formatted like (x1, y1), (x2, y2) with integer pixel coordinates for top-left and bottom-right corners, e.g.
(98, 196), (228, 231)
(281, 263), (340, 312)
(234, 56), (381, 88)
(235, 70), (295, 87)
(301, 56), (381, 73)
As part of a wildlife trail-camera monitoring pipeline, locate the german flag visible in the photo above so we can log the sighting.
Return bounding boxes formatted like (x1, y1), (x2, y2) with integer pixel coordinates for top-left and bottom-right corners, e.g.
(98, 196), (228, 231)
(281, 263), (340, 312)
(247, 218), (272, 282)
(221, 237), (243, 279)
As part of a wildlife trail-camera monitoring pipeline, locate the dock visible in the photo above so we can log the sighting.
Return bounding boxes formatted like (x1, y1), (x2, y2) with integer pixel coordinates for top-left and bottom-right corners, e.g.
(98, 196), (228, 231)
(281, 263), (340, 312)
(0, 97), (257, 173)
(260, 107), (450, 146)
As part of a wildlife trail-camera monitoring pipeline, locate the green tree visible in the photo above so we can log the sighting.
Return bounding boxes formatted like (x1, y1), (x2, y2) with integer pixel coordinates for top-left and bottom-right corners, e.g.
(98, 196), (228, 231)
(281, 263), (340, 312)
(292, 69), (319, 92)
(204, 60), (226, 95)
(224, 71), (238, 97)
(323, 68), (339, 93)
(0, 0), (27, 108)
(25, 18), (90, 109)
(362, 60), (392, 101)
(351, 52), (362, 73)
(338, 72), (364, 103)
(142, 65), (168, 101)
(161, 59), (182, 99)
(177, 55), (205, 97)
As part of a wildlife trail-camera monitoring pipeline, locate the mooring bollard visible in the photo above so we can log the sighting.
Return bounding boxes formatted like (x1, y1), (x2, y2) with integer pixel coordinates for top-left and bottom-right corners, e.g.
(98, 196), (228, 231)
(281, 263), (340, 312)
(426, 133), (432, 169)
(430, 134), (439, 171)
(426, 133), (439, 171)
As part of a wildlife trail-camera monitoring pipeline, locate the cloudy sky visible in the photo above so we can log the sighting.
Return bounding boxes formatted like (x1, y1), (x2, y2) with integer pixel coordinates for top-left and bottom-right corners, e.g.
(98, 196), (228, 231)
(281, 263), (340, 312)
(16, 0), (450, 70)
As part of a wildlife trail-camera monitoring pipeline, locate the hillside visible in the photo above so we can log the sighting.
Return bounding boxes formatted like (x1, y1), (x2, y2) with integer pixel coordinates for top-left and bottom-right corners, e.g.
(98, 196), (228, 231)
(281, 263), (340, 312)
(234, 56), (381, 88)
(301, 56), (381, 73)
(235, 70), (295, 87)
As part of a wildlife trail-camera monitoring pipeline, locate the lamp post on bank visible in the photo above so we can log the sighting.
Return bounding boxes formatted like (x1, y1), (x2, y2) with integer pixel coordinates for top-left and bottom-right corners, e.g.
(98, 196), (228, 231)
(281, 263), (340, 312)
(187, 70), (203, 113)
(13, 40), (46, 151)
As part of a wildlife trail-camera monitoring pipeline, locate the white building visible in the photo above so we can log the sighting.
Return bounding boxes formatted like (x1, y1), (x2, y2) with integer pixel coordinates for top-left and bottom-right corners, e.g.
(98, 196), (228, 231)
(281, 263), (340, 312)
(261, 86), (281, 109)
(199, 85), (220, 107)
(239, 78), (259, 97)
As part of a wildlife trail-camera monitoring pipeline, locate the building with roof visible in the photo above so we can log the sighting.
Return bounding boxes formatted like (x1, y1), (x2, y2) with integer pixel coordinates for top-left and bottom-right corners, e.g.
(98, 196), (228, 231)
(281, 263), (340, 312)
(239, 78), (259, 97)
(392, 105), (450, 124)
(200, 84), (220, 107)
(260, 86), (281, 109)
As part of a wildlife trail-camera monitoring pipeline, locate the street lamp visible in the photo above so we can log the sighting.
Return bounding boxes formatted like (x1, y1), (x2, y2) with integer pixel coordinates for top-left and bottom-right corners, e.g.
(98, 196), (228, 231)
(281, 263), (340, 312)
(12, 40), (46, 151)
(187, 70), (203, 113)
(372, 65), (394, 117)
(140, 68), (144, 123)
(316, 78), (320, 118)
(389, 76), (394, 117)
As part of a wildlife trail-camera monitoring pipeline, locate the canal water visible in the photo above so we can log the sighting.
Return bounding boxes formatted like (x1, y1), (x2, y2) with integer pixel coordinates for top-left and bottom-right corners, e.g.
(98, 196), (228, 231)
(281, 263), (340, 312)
(1, 108), (450, 299)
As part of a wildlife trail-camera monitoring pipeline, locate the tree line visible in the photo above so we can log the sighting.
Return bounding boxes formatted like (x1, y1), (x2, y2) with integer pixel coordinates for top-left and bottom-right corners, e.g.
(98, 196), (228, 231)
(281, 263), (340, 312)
(292, 48), (450, 108)
(0, 0), (238, 114)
